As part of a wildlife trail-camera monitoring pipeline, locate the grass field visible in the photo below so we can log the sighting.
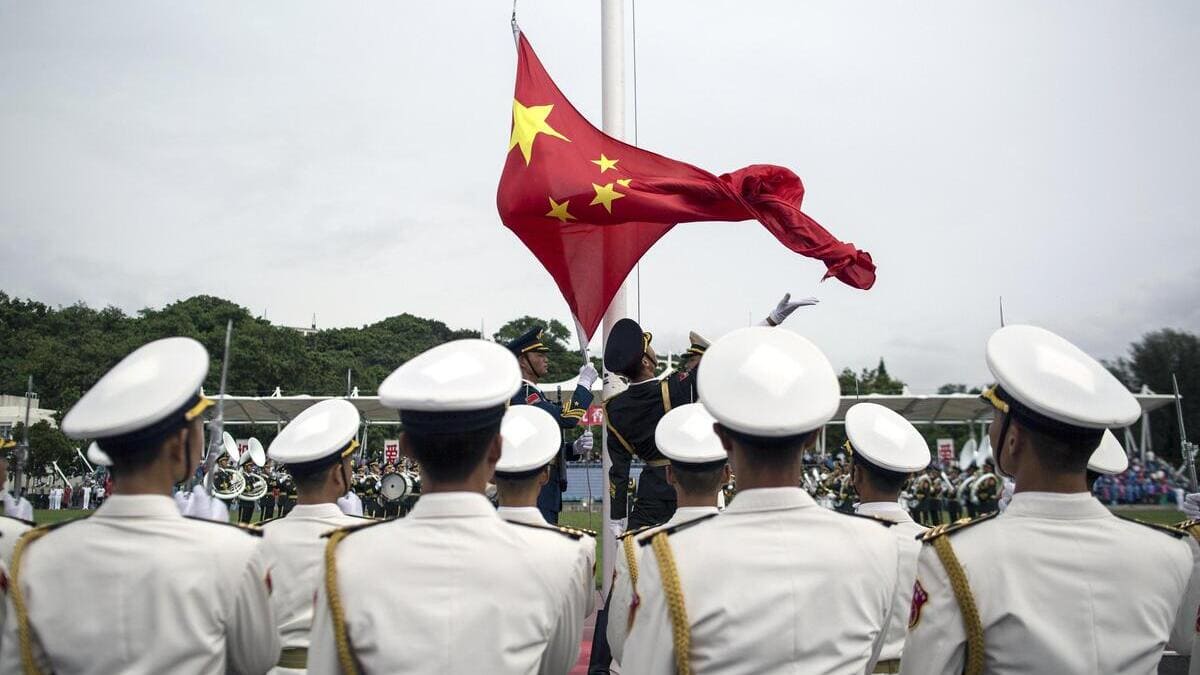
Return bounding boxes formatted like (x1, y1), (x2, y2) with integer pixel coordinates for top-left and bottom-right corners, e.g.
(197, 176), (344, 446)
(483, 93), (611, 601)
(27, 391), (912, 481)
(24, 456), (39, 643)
(33, 504), (1187, 589)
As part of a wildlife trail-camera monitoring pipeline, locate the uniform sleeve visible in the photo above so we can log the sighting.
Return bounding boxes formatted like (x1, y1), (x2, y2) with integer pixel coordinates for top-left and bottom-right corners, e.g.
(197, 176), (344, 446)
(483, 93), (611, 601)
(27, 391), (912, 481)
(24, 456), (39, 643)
(540, 551), (586, 675)
(0, 572), (51, 674)
(621, 548), (675, 674)
(664, 369), (698, 409)
(864, 535), (902, 675)
(899, 544), (967, 675)
(606, 542), (635, 665)
(607, 415), (633, 520)
(1170, 535), (1200, 654)
(226, 546), (281, 675)
(561, 384), (594, 429)
(307, 578), (342, 675)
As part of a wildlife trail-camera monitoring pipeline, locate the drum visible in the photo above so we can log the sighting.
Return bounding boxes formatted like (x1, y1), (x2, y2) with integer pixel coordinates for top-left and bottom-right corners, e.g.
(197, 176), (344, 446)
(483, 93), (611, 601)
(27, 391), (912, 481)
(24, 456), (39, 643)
(380, 472), (414, 502)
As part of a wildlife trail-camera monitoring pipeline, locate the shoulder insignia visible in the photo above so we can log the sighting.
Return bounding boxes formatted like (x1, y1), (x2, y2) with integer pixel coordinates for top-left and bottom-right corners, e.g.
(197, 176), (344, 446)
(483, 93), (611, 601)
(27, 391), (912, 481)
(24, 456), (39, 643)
(838, 511), (897, 527)
(618, 524), (656, 541)
(0, 515), (36, 528)
(638, 512), (718, 547)
(320, 518), (391, 540)
(503, 519), (586, 540)
(1175, 518), (1200, 531)
(919, 511), (999, 543)
(1115, 515), (1186, 539)
(184, 516), (264, 537)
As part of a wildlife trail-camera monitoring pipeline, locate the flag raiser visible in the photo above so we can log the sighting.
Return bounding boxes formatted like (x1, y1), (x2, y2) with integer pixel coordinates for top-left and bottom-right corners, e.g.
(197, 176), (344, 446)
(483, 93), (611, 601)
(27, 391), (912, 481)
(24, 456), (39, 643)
(497, 32), (876, 341)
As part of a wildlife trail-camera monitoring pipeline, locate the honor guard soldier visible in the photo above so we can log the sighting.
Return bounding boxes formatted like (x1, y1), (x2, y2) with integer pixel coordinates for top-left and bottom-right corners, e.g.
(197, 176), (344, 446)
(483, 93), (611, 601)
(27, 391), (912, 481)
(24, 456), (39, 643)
(901, 325), (1195, 675)
(505, 325), (597, 525)
(309, 339), (592, 674)
(0, 337), (280, 674)
(622, 327), (900, 674)
(494, 405), (597, 613)
(260, 399), (370, 674)
(602, 318), (699, 532)
(845, 402), (931, 674)
(606, 403), (728, 667)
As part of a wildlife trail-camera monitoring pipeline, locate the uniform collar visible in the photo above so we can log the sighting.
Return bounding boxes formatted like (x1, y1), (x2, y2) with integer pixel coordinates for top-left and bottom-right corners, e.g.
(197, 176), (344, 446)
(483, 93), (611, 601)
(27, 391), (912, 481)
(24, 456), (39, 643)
(408, 492), (499, 519)
(497, 506), (546, 524)
(664, 506), (719, 527)
(286, 503), (345, 519)
(722, 487), (814, 514)
(1004, 491), (1111, 519)
(95, 494), (182, 519)
(855, 501), (914, 523)
(521, 379), (542, 389)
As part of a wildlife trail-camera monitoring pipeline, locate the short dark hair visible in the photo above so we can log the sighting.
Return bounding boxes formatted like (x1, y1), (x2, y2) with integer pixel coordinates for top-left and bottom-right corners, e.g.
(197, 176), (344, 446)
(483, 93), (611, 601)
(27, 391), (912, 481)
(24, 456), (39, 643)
(289, 460), (340, 492)
(1019, 420), (1100, 473)
(850, 452), (911, 494)
(670, 461), (726, 496)
(719, 425), (814, 470)
(103, 427), (182, 477)
(406, 423), (501, 483)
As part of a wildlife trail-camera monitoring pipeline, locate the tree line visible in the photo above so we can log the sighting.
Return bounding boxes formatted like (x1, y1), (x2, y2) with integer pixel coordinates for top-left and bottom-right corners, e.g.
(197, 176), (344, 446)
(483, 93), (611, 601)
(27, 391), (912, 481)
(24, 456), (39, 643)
(1, 292), (1196, 476)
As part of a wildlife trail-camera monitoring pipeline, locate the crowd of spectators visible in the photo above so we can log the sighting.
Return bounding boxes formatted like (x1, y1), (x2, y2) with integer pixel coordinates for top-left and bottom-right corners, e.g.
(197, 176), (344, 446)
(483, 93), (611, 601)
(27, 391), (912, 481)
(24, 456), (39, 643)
(1092, 455), (1186, 506)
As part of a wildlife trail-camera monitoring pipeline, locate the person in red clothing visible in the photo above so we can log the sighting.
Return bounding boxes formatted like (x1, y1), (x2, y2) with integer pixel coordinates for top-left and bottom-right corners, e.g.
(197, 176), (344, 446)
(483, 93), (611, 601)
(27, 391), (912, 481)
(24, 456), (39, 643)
(63, 483), (73, 509)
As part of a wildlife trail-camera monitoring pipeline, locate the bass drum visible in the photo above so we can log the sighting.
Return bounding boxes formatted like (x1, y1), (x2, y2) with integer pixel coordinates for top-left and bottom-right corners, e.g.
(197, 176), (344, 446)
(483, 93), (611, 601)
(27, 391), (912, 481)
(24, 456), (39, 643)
(380, 472), (414, 503)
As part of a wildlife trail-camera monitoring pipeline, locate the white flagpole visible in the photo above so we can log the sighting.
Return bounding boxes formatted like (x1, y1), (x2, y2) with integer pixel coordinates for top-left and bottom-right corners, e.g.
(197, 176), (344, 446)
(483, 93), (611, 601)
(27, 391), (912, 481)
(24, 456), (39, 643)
(600, 0), (627, 598)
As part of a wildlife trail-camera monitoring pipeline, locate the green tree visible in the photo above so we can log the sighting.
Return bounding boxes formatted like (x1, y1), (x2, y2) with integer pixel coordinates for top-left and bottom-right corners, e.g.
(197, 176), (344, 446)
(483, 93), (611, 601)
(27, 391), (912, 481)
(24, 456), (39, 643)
(838, 358), (905, 396)
(11, 421), (75, 489)
(1106, 328), (1200, 464)
(493, 316), (583, 382)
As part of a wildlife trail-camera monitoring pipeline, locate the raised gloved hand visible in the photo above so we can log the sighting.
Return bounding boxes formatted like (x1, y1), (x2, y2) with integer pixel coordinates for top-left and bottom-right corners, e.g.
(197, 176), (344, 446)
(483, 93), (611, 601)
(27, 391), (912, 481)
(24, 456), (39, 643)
(184, 486), (229, 522)
(1181, 492), (1200, 520)
(608, 517), (628, 540)
(764, 293), (819, 326)
(578, 363), (599, 389)
(573, 430), (594, 456)
(997, 478), (1016, 512)
(3, 492), (33, 521)
(172, 490), (191, 514)
(338, 491), (364, 517)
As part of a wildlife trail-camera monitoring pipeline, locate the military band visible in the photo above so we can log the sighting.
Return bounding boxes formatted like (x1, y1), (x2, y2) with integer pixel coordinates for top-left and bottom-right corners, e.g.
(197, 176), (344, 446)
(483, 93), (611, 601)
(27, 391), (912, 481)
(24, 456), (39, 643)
(2, 319), (1198, 674)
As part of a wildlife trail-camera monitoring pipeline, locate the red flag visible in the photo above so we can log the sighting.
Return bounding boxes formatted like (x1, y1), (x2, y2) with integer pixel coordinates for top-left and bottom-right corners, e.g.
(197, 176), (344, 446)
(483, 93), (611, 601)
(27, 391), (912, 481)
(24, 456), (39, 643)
(497, 33), (875, 340)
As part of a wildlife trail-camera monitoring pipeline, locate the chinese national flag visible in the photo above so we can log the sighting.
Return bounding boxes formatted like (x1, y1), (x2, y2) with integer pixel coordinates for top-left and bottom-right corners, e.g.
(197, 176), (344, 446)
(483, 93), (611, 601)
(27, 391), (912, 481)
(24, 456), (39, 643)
(497, 33), (875, 340)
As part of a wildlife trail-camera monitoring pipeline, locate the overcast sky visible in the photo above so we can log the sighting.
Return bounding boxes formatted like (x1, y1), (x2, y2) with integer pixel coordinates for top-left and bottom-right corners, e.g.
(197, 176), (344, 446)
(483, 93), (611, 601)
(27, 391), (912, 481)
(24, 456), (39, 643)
(1, 1), (1197, 392)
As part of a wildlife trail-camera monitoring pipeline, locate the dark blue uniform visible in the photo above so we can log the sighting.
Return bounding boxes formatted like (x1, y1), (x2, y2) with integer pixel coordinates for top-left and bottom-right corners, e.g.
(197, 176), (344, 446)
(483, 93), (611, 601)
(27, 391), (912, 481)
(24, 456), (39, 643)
(510, 380), (594, 524)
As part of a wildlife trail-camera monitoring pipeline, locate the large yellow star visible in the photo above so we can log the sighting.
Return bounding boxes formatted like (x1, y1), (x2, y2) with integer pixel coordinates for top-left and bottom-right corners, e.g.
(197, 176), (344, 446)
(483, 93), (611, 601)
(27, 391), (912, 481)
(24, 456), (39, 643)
(592, 154), (619, 173)
(590, 182), (625, 214)
(546, 197), (576, 223)
(509, 100), (569, 165)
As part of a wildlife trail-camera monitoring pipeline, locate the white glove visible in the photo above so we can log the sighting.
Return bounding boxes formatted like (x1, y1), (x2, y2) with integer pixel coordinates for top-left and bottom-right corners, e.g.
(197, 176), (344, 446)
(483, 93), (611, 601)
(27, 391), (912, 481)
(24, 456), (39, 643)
(184, 486), (228, 522)
(172, 490), (191, 514)
(608, 517), (628, 540)
(338, 491), (364, 517)
(1182, 492), (1200, 520)
(578, 363), (599, 389)
(997, 478), (1016, 513)
(3, 492), (33, 521)
(573, 431), (594, 456)
(765, 293), (819, 326)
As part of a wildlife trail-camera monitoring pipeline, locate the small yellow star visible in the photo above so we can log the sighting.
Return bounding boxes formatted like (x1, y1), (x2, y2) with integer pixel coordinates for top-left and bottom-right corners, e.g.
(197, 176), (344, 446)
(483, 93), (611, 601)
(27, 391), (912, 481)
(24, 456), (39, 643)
(546, 197), (576, 223)
(592, 154), (619, 173)
(590, 183), (625, 214)
(616, 178), (632, 188)
(509, 99), (570, 165)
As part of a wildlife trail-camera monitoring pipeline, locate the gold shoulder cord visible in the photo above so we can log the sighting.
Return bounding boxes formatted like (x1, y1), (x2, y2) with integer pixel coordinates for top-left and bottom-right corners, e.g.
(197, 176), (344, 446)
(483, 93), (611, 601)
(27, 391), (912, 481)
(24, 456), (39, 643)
(1184, 522), (1200, 543)
(11, 528), (50, 675)
(660, 381), (672, 414)
(623, 535), (640, 589)
(649, 532), (690, 675)
(323, 530), (361, 675)
(930, 535), (985, 675)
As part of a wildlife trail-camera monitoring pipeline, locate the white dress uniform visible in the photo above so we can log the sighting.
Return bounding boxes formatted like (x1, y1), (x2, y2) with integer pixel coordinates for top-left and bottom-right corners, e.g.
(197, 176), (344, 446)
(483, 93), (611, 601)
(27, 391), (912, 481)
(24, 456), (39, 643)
(901, 325), (1194, 675)
(608, 403), (727, 666)
(845, 402), (932, 672)
(622, 328), (900, 675)
(494, 405), (598, 619)
(308, 340), (591, 675)
(0, 337), (280, 675)
(0, 515), (32, 568)
(260, 399), (371, 674)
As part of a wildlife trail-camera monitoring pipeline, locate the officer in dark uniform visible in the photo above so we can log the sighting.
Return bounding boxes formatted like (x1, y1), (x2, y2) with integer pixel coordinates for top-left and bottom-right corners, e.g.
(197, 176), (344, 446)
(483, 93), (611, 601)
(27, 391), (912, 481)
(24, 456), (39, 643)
(602, 318), (700, 531)
(505, 325), (598, 525)
(260, 470), (279, 520)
